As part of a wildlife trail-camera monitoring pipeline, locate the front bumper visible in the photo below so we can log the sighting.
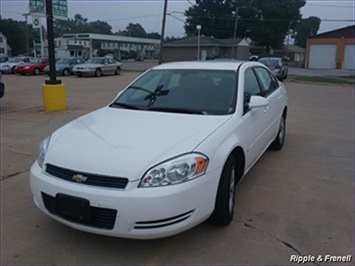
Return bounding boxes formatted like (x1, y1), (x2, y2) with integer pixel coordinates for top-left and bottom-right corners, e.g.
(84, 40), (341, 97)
(1, 68), (12, 74)
(30, 162), (221, 239)
(73, 69), (95, 76)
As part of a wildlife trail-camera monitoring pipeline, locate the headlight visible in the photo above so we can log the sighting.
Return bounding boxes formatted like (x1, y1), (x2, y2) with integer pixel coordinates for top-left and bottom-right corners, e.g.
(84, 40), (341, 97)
(139, 153), (209, 188)
(37, 135), (51, 168)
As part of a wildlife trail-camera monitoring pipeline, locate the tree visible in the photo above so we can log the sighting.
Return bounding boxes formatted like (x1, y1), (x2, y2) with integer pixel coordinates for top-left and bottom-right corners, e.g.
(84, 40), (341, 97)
(0, 18), (33, 55)
(293, 16), (321, 48)
(184, 0), (306, 50)
(116, 23), (161, 39)
(54, 14), (112, 37)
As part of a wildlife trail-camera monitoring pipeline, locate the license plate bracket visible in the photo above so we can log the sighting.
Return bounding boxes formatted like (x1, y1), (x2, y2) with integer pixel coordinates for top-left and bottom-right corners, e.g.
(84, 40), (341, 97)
(56, 194), (91, 222)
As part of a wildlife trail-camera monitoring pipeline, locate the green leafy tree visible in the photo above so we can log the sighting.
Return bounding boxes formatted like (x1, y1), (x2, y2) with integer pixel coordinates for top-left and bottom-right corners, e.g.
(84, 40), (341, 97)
(116, 23), (161, 39)
(293, 16), (321, 48)
(0, 17), (33, 55)
(184, 0), (306, 50)
(54, 14), (112, 36)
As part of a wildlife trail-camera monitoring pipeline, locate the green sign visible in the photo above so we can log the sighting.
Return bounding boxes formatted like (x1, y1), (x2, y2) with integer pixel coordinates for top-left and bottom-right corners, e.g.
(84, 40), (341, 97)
(29, 0), (68, 20)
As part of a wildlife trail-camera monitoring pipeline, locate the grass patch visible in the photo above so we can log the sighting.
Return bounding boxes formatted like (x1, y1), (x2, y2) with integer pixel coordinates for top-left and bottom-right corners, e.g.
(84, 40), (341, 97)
(295, 76), (354, 85)
(339, 75), (355, 80)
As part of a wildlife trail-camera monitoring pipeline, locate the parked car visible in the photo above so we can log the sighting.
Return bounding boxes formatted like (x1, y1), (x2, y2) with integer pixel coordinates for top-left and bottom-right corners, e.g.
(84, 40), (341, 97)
(15, 57), (49, 75)
(0, 72), (4, 99)
(72, 57), (122, 77)
(258, 57), (288, 81)
(44, 57), (86, 76)
(0, 56), (9, 63)
(30, 61), (288, 239)
(0, 56), (32, 74)
(249, 54), (259, 61)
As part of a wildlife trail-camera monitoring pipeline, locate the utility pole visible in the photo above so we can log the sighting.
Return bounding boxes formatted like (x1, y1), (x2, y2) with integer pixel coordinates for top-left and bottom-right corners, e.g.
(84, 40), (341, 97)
(45, 0), (59, 84)
(196, 25), (201, 60)
(159, 0), (168, 64)
(42, 0), (66, 112)
(22, 13), (30, 55)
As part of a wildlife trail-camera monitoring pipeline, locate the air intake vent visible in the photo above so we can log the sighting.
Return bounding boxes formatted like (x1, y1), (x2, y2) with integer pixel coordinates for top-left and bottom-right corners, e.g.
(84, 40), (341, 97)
(134, 210), (194, 229)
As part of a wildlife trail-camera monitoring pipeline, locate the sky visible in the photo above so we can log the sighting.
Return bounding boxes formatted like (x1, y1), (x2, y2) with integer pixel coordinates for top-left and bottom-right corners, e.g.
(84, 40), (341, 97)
(1, 0), (354, 37)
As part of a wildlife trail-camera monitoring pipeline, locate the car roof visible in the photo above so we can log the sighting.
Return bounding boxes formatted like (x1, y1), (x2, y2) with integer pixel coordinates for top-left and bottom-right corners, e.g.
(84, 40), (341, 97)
(153, 61), (244, 71)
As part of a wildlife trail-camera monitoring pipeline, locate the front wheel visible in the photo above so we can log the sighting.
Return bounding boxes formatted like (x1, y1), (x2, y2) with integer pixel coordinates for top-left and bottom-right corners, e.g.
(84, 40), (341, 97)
(115, 67), (121, 75)
(33, 68), (40, 76)
(62, 68), (70, 76)
(209, 155), (237, 226)
(270, 115), (286, 150)
(95, 68), (101, 77)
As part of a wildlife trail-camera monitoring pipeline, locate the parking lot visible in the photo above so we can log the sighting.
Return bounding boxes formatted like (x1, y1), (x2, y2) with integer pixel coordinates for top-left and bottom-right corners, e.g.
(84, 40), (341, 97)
(1, 73), (354, 265)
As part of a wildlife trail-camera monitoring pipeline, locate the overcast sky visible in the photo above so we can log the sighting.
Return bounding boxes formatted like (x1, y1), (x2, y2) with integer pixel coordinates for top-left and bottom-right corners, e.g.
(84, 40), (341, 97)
(1, 0), (354, 37)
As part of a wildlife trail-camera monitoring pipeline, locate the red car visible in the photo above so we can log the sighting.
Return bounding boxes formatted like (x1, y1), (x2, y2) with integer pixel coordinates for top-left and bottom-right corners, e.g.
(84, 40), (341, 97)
(16, 58), (49, 75)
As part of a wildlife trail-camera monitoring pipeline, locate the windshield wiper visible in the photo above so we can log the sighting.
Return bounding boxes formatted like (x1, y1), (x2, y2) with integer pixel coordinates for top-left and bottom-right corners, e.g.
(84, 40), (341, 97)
(147, 107), (206, 115)
(109, 102), (142, 110)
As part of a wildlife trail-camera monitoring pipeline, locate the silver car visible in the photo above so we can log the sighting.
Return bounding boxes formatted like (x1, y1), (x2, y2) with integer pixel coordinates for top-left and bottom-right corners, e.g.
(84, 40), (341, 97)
(73, 57), (122, 77)
(0, 56), (32, 74)
(258, 57), (288, 81)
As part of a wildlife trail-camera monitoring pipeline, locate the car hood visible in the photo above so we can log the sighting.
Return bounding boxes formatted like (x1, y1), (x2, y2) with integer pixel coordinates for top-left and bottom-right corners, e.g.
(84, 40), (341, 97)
(45, 64), (68, 70)
(74, 63), (102, 68)
(45, 107), (231, 181)
(17, 63), (38, 67)
(1, 62), (20, 68)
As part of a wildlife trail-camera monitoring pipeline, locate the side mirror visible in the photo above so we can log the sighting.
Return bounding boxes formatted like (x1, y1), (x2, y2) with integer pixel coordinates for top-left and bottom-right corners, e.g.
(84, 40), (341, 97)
(249, 95), (269, 109)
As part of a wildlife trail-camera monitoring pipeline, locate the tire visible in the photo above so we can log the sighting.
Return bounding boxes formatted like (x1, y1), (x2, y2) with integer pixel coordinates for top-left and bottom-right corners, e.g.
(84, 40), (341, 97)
(62, 68), (70, 76)
(209, 155), (237, 226)
(33, 68), (40, 76)
(95, 68), (101, 77)
(77, 73), (82, 77)
(115, 67), (121, 75)
(284, 73), (288, 80)
(11, 66), (16, 74)
(270, 114), (286, 150)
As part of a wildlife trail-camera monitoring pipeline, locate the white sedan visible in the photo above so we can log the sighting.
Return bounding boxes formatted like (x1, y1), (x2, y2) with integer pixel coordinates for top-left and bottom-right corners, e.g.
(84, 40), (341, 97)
(30, 61), (288, 239)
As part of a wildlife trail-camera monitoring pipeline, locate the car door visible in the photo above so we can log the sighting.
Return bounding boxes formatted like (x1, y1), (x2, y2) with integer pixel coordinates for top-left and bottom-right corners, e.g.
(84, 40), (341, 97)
(253, 67), (283, 145)
(237, 68), (272, 169)
(102, 58), (111, 74)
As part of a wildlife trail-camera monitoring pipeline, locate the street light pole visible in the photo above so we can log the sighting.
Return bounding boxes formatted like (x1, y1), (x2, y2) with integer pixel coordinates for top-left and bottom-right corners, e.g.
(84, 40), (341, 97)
(196, 25), (201, 61)
(232, 8), (239, 59)
(22, 13), (30, 55)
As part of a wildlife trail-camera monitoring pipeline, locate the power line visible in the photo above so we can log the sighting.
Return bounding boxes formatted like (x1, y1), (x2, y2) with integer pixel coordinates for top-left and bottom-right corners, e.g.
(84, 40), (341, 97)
(167, 13), (186, 23)
(307, 4), (354, 8)
(107, 14), (162, 22)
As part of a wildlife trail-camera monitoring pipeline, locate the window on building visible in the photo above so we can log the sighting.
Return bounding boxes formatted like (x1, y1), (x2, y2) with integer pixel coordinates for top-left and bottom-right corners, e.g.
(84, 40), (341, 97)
(70, 51), (74, 56)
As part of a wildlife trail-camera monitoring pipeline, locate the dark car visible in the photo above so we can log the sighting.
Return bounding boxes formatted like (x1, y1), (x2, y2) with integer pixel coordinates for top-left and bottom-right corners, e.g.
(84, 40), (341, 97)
(258, 57), (288, 81)
(0, 72), (4, 99)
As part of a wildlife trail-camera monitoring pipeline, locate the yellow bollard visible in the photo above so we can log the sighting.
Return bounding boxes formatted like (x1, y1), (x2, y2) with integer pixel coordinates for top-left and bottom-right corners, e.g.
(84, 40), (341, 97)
(42, 83), (67, 111)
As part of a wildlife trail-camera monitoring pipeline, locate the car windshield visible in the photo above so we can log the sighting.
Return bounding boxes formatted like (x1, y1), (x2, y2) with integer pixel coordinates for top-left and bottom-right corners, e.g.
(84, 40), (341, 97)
(57, 58), (72, 64)
(111, 69), (237, 115)
(259, 58), (279, 66)
(31, 58), (42, 63)
(8, 57), (23, 63)
(86, 58), (105, 64)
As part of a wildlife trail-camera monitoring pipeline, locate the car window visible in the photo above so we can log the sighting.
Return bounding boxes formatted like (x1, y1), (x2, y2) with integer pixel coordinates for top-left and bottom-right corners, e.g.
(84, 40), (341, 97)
(244, 69), (262, 113)
(114, 69), (237, 115)
(254, 67), (276, 95)
(23, 58), (30, 63)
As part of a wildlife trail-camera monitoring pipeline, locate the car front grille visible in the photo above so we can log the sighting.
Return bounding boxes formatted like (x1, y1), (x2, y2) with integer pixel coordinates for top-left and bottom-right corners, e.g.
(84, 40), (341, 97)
(46, 164), (129, 189)
(42, 192), (117, 230)
(134, 210), (194, 229)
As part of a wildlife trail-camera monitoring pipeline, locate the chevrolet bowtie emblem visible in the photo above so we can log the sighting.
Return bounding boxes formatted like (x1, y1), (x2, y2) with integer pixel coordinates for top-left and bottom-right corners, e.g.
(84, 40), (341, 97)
(72, 174), (88, 183)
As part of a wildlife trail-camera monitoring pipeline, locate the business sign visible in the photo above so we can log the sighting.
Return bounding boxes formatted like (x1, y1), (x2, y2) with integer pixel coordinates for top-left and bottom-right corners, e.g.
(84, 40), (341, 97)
(29, 0), (68, 20)
(32, 17), (42, 54)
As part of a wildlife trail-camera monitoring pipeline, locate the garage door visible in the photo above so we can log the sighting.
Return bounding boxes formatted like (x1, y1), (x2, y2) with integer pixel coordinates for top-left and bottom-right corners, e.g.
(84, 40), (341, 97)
(343, 45), (354, 70)
(309, 44), (336, 69)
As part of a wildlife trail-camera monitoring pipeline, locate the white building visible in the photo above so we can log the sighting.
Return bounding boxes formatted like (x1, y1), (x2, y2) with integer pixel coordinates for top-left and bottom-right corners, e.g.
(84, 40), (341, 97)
(0, 32), (9, 57)
(63, 33), (160, 59)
